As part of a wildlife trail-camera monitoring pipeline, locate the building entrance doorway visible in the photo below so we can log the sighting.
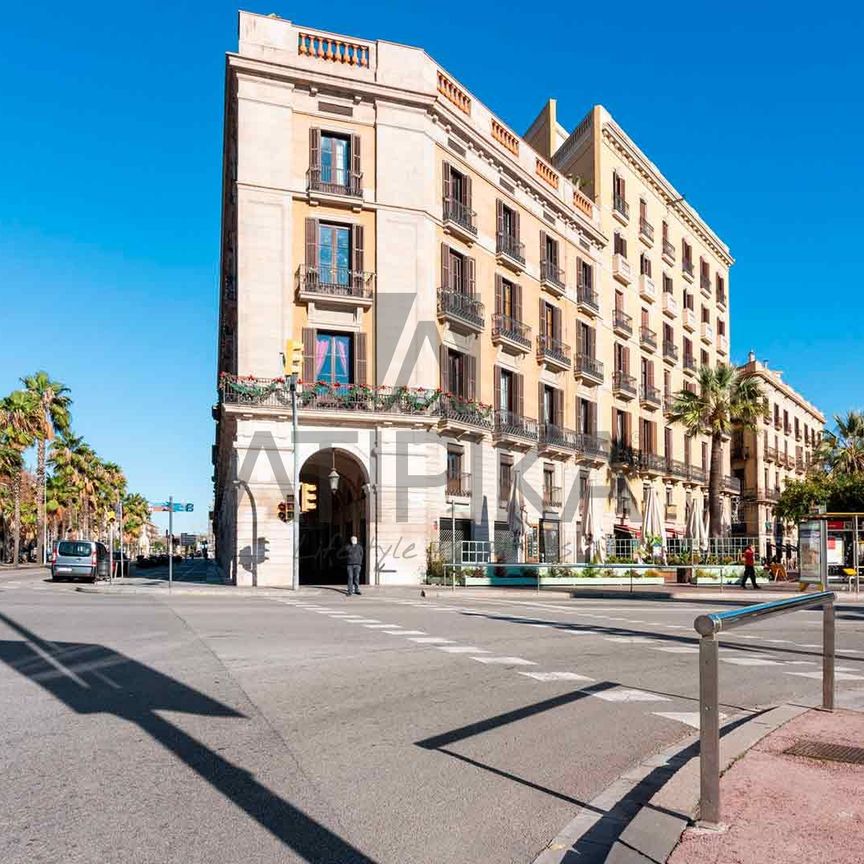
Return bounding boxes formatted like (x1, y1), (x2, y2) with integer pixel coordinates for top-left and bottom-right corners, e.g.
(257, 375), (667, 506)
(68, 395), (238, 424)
(298, 448), (369, 585)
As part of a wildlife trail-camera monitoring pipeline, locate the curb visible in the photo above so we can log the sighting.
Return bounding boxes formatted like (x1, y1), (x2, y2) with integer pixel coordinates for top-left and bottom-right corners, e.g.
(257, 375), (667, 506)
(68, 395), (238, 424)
(532, 703), (807, 864)
(74, 584), (325, 598)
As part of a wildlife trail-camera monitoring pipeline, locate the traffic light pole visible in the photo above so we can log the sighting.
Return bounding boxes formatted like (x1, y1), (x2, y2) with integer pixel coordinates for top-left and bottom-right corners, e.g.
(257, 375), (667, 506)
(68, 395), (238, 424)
(168, 495), (173, 592)
(291, 375), (300, 591)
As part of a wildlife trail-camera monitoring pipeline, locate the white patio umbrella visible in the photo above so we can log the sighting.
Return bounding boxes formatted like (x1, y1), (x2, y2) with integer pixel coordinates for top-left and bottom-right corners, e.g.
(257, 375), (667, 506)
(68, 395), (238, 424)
(641, 484), (666, 560)
(506, 471), (528, 563)
(685, 495), (708, 554)
(581, 485), (605, 563)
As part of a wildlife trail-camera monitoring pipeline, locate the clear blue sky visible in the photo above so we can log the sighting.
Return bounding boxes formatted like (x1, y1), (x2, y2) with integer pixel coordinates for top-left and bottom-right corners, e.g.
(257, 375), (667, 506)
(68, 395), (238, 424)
(3, 2), (862, 530)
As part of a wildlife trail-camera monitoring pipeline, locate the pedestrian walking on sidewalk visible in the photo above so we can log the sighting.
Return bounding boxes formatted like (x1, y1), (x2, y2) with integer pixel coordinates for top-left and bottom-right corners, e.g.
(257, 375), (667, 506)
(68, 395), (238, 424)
(345, 536), (363, 596)
(740, 543), (759, 589)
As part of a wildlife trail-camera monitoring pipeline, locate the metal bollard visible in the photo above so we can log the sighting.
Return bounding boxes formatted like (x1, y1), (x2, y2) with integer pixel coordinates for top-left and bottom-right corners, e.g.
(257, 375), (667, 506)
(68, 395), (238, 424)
(823, 602), (835, 711)
(699, 634), (721, 827)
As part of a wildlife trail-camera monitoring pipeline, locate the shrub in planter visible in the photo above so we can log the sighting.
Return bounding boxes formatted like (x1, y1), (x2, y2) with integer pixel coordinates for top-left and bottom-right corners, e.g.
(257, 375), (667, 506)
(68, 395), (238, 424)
(581, 564), (600, 579)
(521, 566), (539, 580)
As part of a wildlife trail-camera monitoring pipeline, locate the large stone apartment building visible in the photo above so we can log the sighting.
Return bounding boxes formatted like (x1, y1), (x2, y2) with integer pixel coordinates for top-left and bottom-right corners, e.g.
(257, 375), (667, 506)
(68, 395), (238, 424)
(213, 11), (739, 586)
(732, 353), (824, 559)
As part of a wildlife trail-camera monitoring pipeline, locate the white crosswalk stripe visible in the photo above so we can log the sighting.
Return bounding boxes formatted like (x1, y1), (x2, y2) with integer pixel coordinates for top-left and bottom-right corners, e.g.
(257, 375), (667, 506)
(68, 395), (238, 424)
(594, 688), (670, 703)
(407, 637), (454, 644)
(518, 671), (594, 682)
(471, 656), (537, 666)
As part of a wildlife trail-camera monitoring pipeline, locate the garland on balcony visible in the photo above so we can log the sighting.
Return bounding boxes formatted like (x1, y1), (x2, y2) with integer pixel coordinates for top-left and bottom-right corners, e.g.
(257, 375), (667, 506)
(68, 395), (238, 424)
(220, 373), (288, 399)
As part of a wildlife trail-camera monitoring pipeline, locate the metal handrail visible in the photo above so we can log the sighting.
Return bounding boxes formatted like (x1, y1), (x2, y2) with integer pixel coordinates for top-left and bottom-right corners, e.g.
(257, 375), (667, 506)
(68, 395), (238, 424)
(694, 591), (835, 829)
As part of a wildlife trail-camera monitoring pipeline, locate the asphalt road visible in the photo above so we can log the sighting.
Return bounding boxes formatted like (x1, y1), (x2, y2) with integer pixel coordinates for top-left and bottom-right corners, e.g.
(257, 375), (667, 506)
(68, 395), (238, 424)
(1, 566), (862, 864)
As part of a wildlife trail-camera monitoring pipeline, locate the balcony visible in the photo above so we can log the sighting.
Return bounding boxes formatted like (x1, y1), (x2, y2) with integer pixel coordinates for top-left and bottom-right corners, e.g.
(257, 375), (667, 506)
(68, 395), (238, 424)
(492, 409), (538, 449)
(491, 314), (531, 354)
(701, 321), (715, 344)
(717, 290), (727, 309)
(682, 260), (695, 282)
(438, 394), (493, 437)
(686, 465), (707, 485)
(663, 393), (677, 416)
(683, 307), (697, 331)
(640, 326), (657, 352)
(662, 340), (679, 364)
(539, 423), (580, 457)
(662, 239), (676, 265)
(543, 486), (563, 510)
(612, 308), (633, 337)
(537, 334), (572, 371)
(796, 456), (805, 473)
(613, 194), (630, 225)
(577, 284), (600, 316)
(445, 472), (471, 500)
(683, 355), (697, 375)
(540, 260), (566, 297)
(639, 217), (654, 246)
(442, 196), (478, 244)
(723, 476), (742, 495)
(574, 354), (604, 386)
(718, 334), (729, 355)
(663, 292), (679, 318)
(437, 288), (485, 334)
(610, 443), (638, 469)
(297, 265), (375, 308)
(664, 457), (689, 481)
(306, 166), (363, 208)
(612, 253), (632, 285)
(639, 274), (657, 302)
(221, 378), (441, 424)
(613, 370), (637, 400)
(640, 384), (662, 410)
(700, 275), (712, 297)
(496, 231), (525, 272)
(765, 446), (778, 463)
(639, 452), (666, 476)
(577, 433), (609, 464)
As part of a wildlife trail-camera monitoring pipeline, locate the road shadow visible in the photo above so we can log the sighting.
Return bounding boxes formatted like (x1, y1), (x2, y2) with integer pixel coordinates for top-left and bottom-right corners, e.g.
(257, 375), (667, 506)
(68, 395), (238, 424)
(0, 611), (376, 864)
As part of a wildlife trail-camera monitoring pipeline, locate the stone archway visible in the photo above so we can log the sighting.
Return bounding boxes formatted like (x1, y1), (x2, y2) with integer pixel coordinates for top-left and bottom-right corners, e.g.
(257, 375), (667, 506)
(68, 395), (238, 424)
(298, 448), (369, 585)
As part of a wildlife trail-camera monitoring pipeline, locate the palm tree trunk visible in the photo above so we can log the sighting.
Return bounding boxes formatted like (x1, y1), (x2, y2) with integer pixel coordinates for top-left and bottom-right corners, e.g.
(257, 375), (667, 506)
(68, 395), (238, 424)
(36, 439), (46, 565)
(708, 432), (724, 537)
(12, 472), (21, 565)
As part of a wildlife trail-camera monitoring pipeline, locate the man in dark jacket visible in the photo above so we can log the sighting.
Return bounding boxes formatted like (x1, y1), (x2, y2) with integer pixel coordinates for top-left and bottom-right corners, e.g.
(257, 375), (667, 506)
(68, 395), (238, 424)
(345, 536), (363, 596)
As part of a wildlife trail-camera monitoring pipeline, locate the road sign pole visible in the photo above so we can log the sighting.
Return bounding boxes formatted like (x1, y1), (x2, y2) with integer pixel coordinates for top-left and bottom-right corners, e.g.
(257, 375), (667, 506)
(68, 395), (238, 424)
(118, 499), (124, 578)
(291, 375), (300, 592)
(168, 495), (173, 592)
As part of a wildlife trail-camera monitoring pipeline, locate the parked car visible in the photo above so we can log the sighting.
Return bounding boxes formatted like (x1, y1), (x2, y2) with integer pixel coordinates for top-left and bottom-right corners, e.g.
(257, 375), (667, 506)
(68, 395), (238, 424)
(51, 540), (110, 582)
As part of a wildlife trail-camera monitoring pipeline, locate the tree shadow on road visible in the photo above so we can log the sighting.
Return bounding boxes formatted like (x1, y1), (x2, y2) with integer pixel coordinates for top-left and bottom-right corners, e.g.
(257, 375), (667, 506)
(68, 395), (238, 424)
(0, 611), (376, 864)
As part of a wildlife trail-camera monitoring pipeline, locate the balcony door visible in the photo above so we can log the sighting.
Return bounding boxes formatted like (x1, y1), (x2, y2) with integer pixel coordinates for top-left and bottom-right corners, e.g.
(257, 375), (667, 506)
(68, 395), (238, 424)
(318, 224), (351, 286)
(315, 332), (353, 385)
(321, 133), (350, 188)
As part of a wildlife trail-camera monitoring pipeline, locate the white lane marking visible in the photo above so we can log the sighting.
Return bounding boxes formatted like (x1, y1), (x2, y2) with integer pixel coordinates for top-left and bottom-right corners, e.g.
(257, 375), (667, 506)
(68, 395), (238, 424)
(364, 624), (401, 629)
(763, 639), (794, 644)
(605, 636), (656, 645)
(344, 618), (381, 624)
(471, 656), (537, 666)
(526, 623), (555, 629)
(562, 630), (596, 636)
(332, 615), (367, 619)
(723, 657), (781, 666)
(594, 688), (670, 703)
(784, 660), (817, 665)
(651, 647), (697, 654)
(385, 630), (427, 636)
(654, 711), (727, 729)
(408, 637), (454, 644)
(436, 646), (490, 654)
(794, 643), (821, 648)
(518, 672), (594, 682)
(787, 671), (864, 681)
(840, 649), (863, 655)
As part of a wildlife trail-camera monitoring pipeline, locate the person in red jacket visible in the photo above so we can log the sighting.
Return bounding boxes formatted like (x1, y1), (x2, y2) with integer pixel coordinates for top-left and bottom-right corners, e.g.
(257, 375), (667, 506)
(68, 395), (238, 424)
(739, 543), (759, 589)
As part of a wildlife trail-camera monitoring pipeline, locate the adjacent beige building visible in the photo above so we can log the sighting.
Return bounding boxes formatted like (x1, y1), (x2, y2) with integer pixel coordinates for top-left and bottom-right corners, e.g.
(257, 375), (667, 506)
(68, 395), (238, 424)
(732, 352), (824, 558)
(213, 11), (740, 586)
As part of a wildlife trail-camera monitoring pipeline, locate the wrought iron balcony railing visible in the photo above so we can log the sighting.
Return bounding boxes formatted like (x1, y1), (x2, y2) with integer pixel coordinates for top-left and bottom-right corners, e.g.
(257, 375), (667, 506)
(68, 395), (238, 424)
(639, 217), (654, 243)
(540, 260), (565, 292)
(437, 288), (485, 330)
(307, 166), (363, 198)
(491, 314), (531, 350)
(613, 371), (637, 398)
(640, 326), (657, 350)
(439, 395), (493, 429)
(613, 194), (630, 220)
(662, 239), (676, 262)
(446, 472), (471, 499)
(574, 354), (604, 383)
(543, 487), (563, 509)
(663, 340), (679, 362)
(496, 231), (525, 265)
(442, 196), (478, 235)
(640, 384), (661, 408)
(537, 334), (571, 368)
(577, 284), (600, 313)
(493, 410), (538, 441)
(613, 309), (633, 336)
(539, 423), (580, 452)
(298, 265), (375, 301)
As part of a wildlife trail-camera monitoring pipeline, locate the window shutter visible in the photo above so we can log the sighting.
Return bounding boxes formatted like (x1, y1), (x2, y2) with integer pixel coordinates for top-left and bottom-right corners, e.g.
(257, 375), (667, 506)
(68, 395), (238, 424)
(554, 388), (563, 426)
(305, 219), (318, 278)
(442, 161), (451, 202)
(496, 199), (504, 238)
(538, 382), (545, 423)
(516, 373), (524, 419)
(465, 354), (476, 401)
(540, 230), (547, 267)
(439, 344), (450, 392)
(302, 327), (316, 382)
(351, 134), (361, 183)
(440, 243), (450, 291)
(494, 274), (503, 316)
(494, 367), (501, 410)
(352, 224), (364, 292)
(354, 333), (368, 385)
(514, 208), (520, 241)
(553, 306), (562, 340)
(625, 346), (630, 375)
(464, 173), (472, 210)
(539, 298), (546, 336)
(647, 361), (654, 387)
(309, 128), (321, 175)
(467, 256), (476, 296)
(514, 282), (522, 323)
(574, 323), (583, 355)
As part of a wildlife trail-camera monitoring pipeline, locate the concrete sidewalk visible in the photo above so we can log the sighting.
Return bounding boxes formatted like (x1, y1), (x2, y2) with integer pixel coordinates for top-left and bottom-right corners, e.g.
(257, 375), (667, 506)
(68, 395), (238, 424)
(669, 708), (864, 864)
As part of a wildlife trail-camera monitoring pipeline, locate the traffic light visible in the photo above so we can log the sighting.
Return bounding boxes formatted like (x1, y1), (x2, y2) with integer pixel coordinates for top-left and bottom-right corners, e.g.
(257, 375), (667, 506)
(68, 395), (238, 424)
(300, 482), (317, 513)
(277, 495), (295, 523)
(284, 339), (304, 377)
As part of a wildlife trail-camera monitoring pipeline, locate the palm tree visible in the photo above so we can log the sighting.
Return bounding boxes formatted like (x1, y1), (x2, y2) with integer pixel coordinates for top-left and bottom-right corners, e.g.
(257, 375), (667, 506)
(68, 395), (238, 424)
(49, 430), (88, 537)
(0, 442), (24, 562)
(668, 364), (764, 536)
(817, 411), (864, 476)
(0, 390), (40, 563)
(21, 372), (71, 564)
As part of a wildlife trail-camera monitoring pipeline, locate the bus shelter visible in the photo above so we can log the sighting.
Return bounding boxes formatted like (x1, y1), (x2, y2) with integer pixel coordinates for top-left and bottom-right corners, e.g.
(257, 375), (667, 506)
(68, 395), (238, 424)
(799, 512), (864, 593)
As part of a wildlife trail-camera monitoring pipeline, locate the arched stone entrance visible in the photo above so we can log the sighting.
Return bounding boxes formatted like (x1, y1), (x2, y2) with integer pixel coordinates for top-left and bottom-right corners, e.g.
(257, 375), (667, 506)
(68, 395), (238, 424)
(298, 448), (369, 585)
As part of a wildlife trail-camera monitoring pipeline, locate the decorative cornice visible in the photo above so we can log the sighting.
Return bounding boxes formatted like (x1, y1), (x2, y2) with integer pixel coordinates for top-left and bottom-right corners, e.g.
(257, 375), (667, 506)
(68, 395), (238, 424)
(535, 158), (559, 190)
(491, 118), (519, 155)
